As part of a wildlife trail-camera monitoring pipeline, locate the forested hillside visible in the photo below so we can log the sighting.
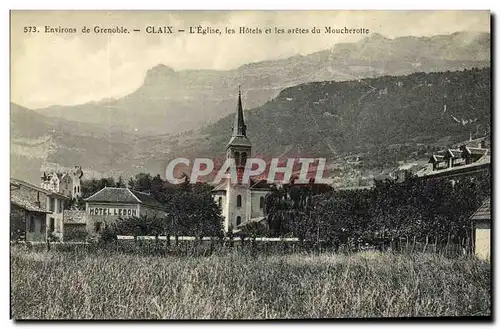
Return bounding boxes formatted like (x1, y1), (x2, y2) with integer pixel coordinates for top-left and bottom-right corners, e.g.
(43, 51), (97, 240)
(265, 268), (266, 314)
(190, 67), (490, 169)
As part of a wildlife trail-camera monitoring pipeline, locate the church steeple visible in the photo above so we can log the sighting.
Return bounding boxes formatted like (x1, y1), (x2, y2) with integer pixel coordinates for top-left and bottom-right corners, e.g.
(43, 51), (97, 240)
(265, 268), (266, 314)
(233, 86), (247, 137)
(227, 86), (251, 149)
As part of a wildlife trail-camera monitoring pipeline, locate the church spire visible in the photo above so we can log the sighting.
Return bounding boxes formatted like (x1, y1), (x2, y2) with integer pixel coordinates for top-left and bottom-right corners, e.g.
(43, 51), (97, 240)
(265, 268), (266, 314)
(227, 86), (251, 149)
(233, 86), (247, 137)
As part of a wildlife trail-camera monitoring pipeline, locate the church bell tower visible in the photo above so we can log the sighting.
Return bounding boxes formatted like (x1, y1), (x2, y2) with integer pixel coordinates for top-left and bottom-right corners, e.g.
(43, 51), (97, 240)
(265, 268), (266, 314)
(224, 87), (252, 231)
(226, 86), (252, 183)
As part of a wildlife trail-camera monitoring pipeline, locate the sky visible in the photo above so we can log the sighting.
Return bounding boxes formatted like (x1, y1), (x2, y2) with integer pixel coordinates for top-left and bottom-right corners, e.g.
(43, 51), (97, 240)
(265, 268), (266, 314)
(10, 10), (490, 109)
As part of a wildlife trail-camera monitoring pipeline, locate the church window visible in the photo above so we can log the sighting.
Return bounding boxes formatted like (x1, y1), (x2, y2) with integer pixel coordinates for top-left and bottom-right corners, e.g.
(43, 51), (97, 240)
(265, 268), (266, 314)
(77, 186), (80, 193)
(218, 197), (222, 208)
(241, 152), (247, 166)
(74, 186), (76, 194)
(236, 216), (241, 226)
(234, 152), (240, 166)
(260, 196), (265, 209)
(237, 195), (242, 207)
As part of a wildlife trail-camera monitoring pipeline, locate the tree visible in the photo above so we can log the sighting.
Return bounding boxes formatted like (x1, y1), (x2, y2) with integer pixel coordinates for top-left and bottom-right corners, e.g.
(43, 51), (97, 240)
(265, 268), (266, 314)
(128, 177), (135, 189)
(115, 214), (166, 241)
(116, 176), (126, 188)
(167, 186), (223, 240)
(133, 173), (153, 192)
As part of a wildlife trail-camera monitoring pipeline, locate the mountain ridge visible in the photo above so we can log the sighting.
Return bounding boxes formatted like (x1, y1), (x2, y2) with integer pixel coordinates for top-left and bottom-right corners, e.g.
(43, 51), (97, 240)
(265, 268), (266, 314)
(11, 67), (491, 185)
(34, 31), (490, 135)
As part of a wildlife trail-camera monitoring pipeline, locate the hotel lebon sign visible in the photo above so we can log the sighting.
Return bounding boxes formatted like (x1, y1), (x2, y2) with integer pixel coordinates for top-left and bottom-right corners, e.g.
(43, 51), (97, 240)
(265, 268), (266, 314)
(88, 206), (138, 217)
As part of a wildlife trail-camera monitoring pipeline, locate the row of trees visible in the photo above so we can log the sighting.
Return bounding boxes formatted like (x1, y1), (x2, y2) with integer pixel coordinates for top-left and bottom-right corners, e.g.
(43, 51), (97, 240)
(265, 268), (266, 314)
(80, 169), (490, 251)
(262, 170), (490, 248)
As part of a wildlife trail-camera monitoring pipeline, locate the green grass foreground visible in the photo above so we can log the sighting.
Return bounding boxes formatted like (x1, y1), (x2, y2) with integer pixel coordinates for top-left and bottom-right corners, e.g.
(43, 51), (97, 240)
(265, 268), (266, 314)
(10, 246), (491, 319)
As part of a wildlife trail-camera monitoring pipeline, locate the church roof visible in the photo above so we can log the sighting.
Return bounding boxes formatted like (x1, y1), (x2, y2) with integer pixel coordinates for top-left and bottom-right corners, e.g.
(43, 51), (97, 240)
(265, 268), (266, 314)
(212, 180), (229, 191)
(250, 179), (272, 190)
(227, 135), (252, 147)
(210, 177), (272, 192)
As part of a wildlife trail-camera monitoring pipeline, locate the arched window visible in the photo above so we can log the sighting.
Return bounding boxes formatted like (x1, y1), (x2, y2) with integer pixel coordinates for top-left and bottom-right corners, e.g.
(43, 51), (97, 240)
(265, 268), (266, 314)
(260, 196), (265, 209)
(236, 216), (241, 226)
(218, 197), (222, 208)
(234, 151), (240, 166)
(77, 186), (80, 193)
(241, 152), (247, 166)
(74, 186), (76, 194)
(237, 195), (242, 207)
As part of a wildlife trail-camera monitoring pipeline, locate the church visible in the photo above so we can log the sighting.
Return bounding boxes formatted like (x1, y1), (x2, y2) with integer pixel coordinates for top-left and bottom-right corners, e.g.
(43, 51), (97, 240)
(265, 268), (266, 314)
(211, 89), (271, 232)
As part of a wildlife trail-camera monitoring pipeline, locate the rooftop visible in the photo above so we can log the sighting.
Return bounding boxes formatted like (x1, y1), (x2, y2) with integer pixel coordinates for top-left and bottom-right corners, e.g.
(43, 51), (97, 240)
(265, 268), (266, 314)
(11, 194), (49, 213)
(84, 187), (165, 209)
(445, 149), (462, 158)
(465, 147), (489, 156)
(470, 198), (490, 221)
(10, 178), (69, 200)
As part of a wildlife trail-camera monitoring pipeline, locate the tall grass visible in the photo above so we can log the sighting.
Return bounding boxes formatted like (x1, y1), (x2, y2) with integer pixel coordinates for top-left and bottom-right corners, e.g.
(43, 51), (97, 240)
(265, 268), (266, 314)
(10, 246), (490, 319)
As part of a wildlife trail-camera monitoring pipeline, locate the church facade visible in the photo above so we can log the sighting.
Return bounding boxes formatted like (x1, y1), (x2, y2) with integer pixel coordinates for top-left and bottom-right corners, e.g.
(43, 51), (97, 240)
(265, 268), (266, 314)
(212, 89), (271, 232)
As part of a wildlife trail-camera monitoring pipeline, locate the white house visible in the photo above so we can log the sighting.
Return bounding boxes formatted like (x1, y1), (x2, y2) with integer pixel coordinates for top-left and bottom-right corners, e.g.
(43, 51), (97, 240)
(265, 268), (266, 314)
(211, 89), (271, 232)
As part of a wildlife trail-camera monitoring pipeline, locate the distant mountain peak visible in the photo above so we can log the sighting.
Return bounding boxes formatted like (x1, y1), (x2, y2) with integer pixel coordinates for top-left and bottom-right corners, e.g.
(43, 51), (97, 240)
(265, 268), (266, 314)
(36, 31), (490, 135)
(367, 32), (388, 40)
(144, 64), (176, 84)
(357, 32), (390, 44)
(149, 63), (175, 73)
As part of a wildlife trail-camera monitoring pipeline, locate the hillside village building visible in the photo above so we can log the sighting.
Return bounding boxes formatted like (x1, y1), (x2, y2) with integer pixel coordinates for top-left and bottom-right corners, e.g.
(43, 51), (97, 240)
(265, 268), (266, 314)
(211, 89), (271, 232)
(10, 178), (70, 241)
(41, 166), (83, 199)
(416, 137), (490, 180)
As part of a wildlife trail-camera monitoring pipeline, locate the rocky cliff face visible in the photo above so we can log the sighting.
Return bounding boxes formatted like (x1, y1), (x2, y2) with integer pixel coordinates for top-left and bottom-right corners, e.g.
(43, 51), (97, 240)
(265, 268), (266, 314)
(36, 32), (490, 135)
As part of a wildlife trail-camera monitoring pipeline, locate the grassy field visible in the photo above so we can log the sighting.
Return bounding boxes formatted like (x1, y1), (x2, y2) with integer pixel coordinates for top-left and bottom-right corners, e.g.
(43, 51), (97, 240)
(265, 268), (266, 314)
(10, 246), (491, 319)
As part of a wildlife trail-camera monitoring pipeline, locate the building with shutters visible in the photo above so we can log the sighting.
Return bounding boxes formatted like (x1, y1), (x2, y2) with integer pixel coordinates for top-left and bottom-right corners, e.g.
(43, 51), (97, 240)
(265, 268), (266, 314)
(416, 136), (490, 180)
